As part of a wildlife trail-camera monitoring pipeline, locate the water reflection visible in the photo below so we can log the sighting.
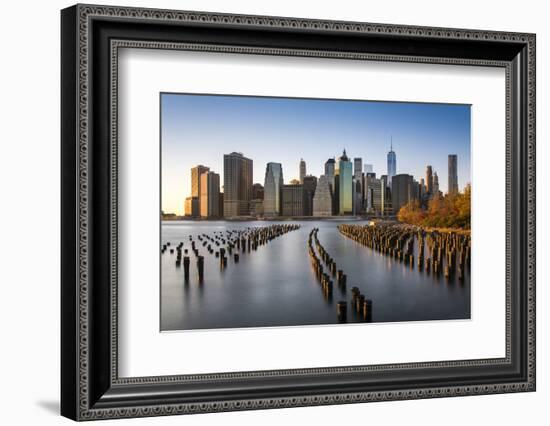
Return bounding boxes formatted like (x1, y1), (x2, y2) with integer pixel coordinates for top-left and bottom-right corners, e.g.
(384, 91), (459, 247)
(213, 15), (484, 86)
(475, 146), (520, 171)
(161, 220), (470, 331)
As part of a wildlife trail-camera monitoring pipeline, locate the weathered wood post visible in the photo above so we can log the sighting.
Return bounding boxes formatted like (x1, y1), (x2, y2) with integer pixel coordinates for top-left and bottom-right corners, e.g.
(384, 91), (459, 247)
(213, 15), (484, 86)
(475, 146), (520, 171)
(197, 255), (204, 282)
(183, 256), (190, 282)
(337, 301), (347, 323)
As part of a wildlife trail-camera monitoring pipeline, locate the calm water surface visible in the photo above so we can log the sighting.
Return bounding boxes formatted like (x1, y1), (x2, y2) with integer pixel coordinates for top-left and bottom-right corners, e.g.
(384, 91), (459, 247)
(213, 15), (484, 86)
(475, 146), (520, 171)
(161, 220), (470, 331)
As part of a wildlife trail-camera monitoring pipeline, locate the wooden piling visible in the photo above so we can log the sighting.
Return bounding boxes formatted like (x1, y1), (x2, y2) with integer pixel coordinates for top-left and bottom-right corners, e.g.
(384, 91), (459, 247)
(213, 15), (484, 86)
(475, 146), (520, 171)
(337, 301), (347, 323)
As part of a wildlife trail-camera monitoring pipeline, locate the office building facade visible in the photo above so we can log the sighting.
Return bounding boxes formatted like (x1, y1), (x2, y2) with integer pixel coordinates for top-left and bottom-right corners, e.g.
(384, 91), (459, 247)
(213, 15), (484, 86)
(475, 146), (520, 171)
(263, 162), (284, 216)
(313, 175), (333, 216)
(299, 158), (306, 183)
(282, 184), (305, 216)
(200, 171), (220, 217)
(387, 142), (396, 186)
(448, 154), (458, 194)
(337, 150), (353, 215)
(391, 173), (418, 214)
(223, 152), (253, 217)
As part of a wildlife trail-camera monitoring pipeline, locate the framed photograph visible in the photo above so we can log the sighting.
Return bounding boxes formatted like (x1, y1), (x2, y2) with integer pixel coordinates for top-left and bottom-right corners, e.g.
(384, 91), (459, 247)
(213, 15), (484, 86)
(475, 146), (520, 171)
(61, 4), (536, 421)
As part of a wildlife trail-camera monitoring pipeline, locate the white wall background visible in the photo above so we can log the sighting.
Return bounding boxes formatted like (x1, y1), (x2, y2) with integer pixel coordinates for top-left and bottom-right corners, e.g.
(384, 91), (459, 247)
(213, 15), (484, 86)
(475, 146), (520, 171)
(0, 0), (546, 424)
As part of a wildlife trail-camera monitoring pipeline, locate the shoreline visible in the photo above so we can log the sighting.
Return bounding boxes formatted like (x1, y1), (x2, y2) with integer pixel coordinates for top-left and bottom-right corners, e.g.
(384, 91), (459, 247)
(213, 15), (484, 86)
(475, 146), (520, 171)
(161, 217), (471, 234)
(162, 216), (392, 222)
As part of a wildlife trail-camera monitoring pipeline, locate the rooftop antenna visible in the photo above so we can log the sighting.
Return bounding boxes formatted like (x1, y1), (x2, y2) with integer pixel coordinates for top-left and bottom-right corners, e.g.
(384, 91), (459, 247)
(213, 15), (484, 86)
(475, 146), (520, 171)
(391, 135), (393, 151)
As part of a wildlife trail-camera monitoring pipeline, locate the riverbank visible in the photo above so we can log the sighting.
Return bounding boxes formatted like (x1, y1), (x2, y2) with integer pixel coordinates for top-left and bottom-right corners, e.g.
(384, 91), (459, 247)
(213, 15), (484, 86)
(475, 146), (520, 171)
(163, 216), (394, 222)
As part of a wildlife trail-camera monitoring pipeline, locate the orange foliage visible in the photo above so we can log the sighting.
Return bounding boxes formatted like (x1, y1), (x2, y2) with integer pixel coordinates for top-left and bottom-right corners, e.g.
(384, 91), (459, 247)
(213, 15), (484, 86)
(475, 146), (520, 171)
(397, 184), (471, 229)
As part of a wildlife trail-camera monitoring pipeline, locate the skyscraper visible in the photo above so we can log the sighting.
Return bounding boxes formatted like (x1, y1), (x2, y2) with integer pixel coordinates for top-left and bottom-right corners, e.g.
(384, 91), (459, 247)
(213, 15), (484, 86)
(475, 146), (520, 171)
(448, 154), (458, 194)
(282, 184), (305, 217)
(433, 172), (440, 195)
(313, 175), (333, 216)
(366, 175), (382, 213)
(364, 164), (374, 174)
(223, 152), (253, 217)
(353, 158), (363, 213)
(391, 174), (418, 214)
(420, 178), (426, 198)
(380, 175), (390, 215)
(336, 149), (353, 215)
(426, 165), (434, 195)
(325, 158), (336, 213)
(302, 175), (317, 216)
(184, 196), (199, 217)
(387, 139), (396, 186)
(191, 165), (209, 213)
(263, 162), (284, 216)
(353, 158), (363, 181)
(299, 158), (306, 183)
(200, 171), (220, 217)
(324, 158), (336, 191)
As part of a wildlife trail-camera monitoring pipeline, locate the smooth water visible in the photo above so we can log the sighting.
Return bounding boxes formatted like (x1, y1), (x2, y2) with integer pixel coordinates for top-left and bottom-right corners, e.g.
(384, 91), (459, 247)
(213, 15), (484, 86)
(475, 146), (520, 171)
(161, 220), (470, 331)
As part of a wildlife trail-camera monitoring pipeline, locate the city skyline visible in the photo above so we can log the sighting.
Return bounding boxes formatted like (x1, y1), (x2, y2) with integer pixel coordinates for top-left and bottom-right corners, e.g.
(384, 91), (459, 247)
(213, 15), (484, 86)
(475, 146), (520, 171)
(162, 93), (471, 215)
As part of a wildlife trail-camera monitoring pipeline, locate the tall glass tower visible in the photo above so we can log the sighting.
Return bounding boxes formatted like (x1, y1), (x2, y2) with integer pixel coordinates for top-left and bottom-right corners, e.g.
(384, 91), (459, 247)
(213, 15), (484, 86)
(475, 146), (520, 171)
(387, 138), (396, 187)
(263, 162), (284, 216)
(337, 149), (353, 215)
(448, 154), (458, 194)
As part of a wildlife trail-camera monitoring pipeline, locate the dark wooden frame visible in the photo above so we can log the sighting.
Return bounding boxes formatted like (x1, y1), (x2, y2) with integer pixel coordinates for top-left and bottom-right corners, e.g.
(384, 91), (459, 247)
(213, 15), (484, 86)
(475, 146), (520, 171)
(61, 3), (536, 421)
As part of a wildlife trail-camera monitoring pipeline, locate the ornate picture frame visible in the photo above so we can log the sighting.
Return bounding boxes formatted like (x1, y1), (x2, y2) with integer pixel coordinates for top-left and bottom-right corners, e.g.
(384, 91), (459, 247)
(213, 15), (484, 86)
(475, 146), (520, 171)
(61, 4), (536, 421)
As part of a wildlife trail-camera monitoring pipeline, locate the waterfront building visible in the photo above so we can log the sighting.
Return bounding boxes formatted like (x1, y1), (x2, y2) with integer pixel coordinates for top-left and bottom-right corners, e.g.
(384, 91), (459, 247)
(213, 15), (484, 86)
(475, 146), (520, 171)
(263, 162), (284, 216)
(191, 165), (209, 213)
(387, 140), (396, 186)
(336, 149), (353, 215)
(200, 171), (220, 217)
(333, 174), (340, 215)
(302, 175), (317, 216)
(223, 152), (253, 217)
(313, 175), (333, 216)
(282, 184), (305, 216)
(391, 173), (418, 214)
(184, 196), (199, 217)
(448, 154), (458, 194)
(299, 158), (306, 183)
(249, 199), (264, 217)
(218, 192), (224, 217)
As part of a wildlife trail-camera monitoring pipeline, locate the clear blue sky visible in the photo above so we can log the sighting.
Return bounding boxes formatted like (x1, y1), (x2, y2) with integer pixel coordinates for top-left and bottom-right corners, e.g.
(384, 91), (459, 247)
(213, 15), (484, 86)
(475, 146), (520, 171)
(161, 93), (471, 215)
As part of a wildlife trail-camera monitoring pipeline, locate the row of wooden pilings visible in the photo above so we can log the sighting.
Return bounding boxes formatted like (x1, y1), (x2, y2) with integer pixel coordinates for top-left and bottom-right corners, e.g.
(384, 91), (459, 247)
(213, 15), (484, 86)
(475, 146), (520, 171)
(307, 228), (347, 299)
(337, 223), (470, 281)
(335, 289), (373, 323)
(307, 228), (373, 323)
(162, 224), (301, 283)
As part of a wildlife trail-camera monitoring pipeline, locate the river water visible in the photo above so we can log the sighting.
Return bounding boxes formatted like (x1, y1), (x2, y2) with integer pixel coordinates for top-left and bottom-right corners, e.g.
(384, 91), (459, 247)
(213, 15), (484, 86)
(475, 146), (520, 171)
(161, 220), (470, 331)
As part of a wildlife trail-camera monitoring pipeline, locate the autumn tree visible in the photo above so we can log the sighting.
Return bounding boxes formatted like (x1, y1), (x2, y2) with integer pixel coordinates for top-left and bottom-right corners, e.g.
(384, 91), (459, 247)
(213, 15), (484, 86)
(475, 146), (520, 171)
(396, 184), (471, 230)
